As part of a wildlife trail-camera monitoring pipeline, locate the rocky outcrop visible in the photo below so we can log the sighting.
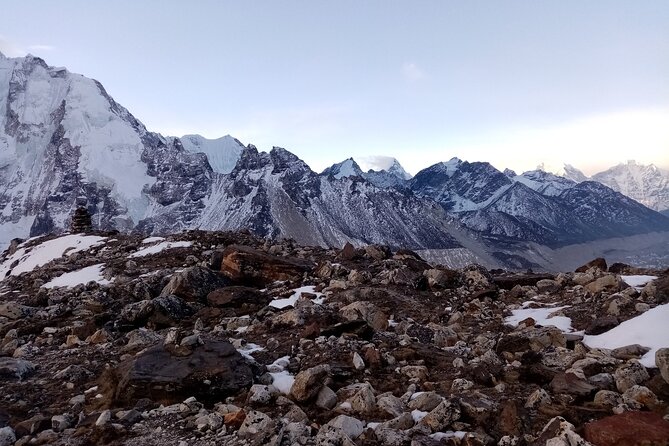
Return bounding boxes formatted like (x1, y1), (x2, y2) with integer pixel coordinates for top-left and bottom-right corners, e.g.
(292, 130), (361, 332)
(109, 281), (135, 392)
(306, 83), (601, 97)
(0, 230), (667, 445)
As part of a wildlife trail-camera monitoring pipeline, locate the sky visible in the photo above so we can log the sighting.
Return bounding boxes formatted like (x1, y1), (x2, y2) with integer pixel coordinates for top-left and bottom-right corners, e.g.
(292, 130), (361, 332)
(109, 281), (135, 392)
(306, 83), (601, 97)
(1, 0), (668, 175)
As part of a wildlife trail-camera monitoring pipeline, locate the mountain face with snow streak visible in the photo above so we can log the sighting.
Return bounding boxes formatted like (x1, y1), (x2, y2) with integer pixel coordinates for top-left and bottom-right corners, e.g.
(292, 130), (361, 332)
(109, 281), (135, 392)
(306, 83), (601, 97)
(0, 53), (459, 250)
(0, 52), (214, 244)
(1, 52), (667, 262)
(591, 161), (669, 213)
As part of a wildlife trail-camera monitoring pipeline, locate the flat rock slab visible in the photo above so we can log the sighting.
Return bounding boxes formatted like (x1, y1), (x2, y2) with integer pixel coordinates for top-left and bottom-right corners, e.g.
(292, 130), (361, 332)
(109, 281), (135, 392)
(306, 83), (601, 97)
(112, 340), (253, 405)
(220, 245), (313, 286)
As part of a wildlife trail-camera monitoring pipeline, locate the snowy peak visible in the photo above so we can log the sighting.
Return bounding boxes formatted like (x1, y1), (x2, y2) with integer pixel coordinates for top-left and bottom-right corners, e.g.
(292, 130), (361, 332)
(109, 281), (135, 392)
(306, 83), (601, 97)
(321, 158), (364, 179)
(180, 134), (245, 174)
(591, 161), (669, 211)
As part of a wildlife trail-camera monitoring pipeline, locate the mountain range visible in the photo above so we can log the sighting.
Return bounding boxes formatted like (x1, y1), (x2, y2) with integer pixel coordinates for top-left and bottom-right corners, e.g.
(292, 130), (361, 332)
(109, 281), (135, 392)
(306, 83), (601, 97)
(1, 51), (668, 269)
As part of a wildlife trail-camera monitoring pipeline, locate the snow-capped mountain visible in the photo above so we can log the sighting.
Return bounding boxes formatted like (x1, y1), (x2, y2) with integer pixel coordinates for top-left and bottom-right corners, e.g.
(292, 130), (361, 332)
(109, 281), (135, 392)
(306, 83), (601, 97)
(322, 157), (412, 189)
(0, 53), (458, 251)
(409, 158), (669, 246)
(0, 52), (213, 244)
(320, 158), (363, 179)
(0, 52), (667, 262)
(591, 161), (669, 213)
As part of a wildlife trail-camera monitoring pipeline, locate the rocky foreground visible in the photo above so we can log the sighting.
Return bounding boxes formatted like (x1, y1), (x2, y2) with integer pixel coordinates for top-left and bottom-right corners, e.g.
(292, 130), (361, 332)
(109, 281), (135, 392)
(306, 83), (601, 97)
(1, 231), (669, 446)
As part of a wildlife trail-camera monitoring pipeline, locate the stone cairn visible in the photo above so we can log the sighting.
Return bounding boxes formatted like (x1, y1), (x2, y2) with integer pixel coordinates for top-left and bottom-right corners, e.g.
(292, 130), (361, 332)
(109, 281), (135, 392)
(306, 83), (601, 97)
(70, 197), (92, 233)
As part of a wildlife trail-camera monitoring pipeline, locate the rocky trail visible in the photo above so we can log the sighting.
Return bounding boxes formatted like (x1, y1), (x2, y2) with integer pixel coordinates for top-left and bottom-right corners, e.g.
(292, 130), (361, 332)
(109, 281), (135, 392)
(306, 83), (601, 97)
(0, 230), (668, 446)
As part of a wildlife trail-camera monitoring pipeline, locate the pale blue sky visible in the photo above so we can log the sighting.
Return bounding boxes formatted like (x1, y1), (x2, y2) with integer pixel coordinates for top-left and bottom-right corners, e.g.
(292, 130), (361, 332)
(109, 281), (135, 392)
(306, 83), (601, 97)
(1, 0), (668, 174)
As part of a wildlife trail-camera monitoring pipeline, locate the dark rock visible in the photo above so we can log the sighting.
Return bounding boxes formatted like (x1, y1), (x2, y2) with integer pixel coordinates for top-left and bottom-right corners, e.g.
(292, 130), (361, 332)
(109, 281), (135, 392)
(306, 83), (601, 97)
(110, 339), (253, 405)
(550, 372), (597, 396)
(206, 286), (270, 310)
(0, 358), (35, 380)
(576, 257), (607, 272)
(149, 295), (194, 327)
(219, 245), (313, 286)
(338, 242), (359, 260)
(160, 266), (230, 302)
(583, 411), (669, 446)
(585, 316), (619, 335)
(493, 273), (555, 289)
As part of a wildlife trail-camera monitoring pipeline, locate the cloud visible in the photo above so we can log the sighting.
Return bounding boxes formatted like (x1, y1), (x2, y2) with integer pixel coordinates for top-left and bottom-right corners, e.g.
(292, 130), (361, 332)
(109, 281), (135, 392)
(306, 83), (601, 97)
(0, 35), (26, 57)
(401, 62), (426, 82)
(357, 155), (398, 172)
(0, 36), (54, 57)
(27, 44), (55, 52)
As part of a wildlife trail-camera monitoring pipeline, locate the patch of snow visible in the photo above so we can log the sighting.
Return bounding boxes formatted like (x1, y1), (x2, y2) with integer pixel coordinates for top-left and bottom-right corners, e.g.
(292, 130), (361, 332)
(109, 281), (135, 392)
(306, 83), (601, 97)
(128, 241), (192, 258)
(0, 234), (106, 280)
(411, 409), (428, 422)
(621, 275), (657, 289)
(270, 370), (295, 394)
(269, 285), (324, 309)
(583, 303), (669, 367)
(42, 263), (111, 288)
(236, 342), (265, 361)
(141, 236), (165, 244)
(505, 305), (574, 332)
(180, 134), (244, 174)
(366, 422), (381, 430)
(266, 356), (294, 394)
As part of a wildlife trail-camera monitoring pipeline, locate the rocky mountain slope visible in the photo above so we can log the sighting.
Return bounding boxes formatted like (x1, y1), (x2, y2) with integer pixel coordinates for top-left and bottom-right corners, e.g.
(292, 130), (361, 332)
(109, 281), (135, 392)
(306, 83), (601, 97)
(1, 51), (668, 269)
(1, 231), (669, 445)
(407, 159), (669, 247)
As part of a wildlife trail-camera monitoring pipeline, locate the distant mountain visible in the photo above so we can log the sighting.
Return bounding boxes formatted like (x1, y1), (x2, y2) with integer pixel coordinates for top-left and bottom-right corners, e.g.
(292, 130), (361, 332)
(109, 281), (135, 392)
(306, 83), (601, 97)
(322, 157), (412, 189)
(320, 158), (363, 179)
(1, 51), (667, 268)
(591, 161), (669, 212)
(409, 159), (669, 246)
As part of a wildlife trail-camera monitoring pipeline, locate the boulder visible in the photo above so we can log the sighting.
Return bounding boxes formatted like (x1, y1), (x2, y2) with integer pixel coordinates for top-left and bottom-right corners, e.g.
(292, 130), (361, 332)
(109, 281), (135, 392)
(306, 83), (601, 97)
(238, 410), (277, 445)
(111, 339), (253, 405)
(160, 266), (230, 302)
(585, 316), (619, 335)
(325, 415), (364, 440)
(614, 360), (650, 392)
(532, 417), (591, 446)
(585, 275), (622, 294)
(576, 258), (607, 273)
(536, 279), (561, 294)
(0, 358), (35, 380)
(149, 295), (194, 327)
(550, 372), (596, 396)
(206, 286), (270, 310)
(656, 347), (669, 384)
(340, 301), (388, 331)
(424, 268), (461, 289)
(290, 364), (330, 402)
(0, 427), (15, 446)
(0, 302), (34, 320)
(583, 412), (669, 446)
(419, 399), (461, 432)
(219, 244), (313, 286)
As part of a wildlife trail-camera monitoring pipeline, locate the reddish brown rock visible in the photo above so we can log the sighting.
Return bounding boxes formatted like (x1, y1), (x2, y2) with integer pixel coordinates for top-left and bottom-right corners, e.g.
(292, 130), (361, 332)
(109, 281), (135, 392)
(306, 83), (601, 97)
(224, 410), (247, 429)
(576, 257), (608, 272)
(219, 245), (313, 286)
(583, 411), (669, 446)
